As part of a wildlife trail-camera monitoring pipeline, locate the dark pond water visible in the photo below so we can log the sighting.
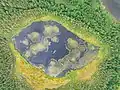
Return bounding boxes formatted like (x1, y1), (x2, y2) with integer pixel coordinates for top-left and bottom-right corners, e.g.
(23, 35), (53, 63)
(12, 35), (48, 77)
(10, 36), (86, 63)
(13, 20), (98, 77)
(14, 21), (86, 66)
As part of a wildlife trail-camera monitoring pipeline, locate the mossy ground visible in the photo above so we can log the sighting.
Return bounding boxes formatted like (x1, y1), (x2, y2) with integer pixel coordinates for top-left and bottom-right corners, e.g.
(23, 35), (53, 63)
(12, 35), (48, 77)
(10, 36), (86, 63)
(0, 0), (119, 90)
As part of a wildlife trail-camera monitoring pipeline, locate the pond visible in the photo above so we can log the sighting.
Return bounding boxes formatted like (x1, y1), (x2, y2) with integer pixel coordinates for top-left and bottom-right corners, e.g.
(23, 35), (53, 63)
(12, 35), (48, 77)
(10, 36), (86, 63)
(12, 20), (99, 77)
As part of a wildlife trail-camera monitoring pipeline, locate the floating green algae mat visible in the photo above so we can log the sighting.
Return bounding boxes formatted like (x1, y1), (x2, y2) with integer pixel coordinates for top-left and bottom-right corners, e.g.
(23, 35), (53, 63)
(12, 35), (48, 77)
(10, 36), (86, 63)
(0, 0), (119, 90)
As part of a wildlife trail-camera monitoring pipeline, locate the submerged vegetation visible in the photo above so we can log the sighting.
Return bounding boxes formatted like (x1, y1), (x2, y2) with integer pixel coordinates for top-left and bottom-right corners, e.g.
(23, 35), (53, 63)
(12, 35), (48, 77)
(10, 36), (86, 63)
(0, 0), (119, 90)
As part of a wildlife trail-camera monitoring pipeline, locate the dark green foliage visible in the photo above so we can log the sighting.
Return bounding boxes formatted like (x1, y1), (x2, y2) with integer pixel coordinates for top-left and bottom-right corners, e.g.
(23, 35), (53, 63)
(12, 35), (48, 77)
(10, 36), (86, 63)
(0, 0), (119, 90)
